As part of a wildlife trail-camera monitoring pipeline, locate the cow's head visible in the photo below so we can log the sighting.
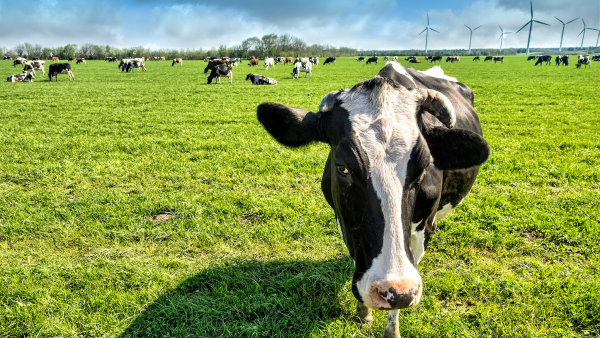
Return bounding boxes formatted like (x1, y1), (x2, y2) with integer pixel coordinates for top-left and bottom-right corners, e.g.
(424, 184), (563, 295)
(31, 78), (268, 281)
(257, 62), (489, 310)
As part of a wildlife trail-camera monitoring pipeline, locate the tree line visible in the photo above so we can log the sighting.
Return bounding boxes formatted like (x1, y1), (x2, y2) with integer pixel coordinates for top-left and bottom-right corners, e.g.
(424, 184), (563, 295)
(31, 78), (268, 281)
(0, 34), (357, 60)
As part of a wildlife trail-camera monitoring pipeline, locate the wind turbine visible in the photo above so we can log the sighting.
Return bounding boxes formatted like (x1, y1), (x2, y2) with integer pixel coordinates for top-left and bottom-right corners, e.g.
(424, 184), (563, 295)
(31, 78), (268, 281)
(555, 17), (578, 51)
(418, 13), (439, 54)
(498, 26), (512, 50)
(589, 27), (600, 47)
(578, 19), (589, 48)
(465, 24), (481, 54)
(516, 0), (550, 55)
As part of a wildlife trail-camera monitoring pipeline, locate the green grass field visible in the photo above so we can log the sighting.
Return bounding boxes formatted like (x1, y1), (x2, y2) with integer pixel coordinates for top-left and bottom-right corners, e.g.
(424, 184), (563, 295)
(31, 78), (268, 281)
(0, 56), (598, 337)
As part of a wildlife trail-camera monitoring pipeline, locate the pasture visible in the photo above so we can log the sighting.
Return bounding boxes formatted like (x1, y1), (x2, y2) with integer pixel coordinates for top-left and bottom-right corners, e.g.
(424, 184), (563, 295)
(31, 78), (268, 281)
(0, 56), (598, 336)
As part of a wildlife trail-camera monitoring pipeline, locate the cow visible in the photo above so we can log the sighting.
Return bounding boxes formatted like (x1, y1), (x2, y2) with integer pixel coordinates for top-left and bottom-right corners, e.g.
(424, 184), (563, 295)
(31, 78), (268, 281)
(105, 56), (118, 62)
(256, 61), (490, 338)
(68, 57), (76, 61)
(323, 57), (336, 65)
(429, 56), (442, 63)
(153, 56), (166, 61)
(527, 55), (537, 61)
(592, 55), (600, 62)
(76, 58), (86, 64)
(577, 55), (590, 69)
(483, 56), (493, 62)
(7, 71), (35, 82)
(292, 61), (312, 79)
(264, 57), (275, 70)
(493, 56), (504, 64)
(245, 73), (277, 85)
(446, 56), (460, 63)
(52, 57), (60, 62)
(207, 64), (232, 84)
(248, 57), (259, 66)
(559, 55), (569, 66)
(309, 57), (319, 65)
(284, 57), (294, 64)
(392, 56), (398, 62)
(23, 60), (46, 75)
(383, 56), (389, 61)
(405, 56), (420, 63)
(472, 56), (480, 61)
(534, 55), (552, 66)
(366, 56), (379, 64)
(3, 56), (11, 60)
(125, 58), (147, 72)
(172, 58), (183, 66)
(13, 57), (26, 67)
(48, 63), (74, 81)
(357, 57), (365, 62)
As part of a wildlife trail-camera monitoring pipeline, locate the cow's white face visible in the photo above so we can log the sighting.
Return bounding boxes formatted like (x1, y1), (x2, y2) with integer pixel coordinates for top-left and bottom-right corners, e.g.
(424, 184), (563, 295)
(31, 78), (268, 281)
(257, 61), (489, 312)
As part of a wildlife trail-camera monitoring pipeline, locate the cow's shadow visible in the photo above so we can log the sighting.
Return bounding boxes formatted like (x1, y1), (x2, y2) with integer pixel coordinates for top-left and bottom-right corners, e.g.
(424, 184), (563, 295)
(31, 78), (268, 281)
(120, 257), (353, 337)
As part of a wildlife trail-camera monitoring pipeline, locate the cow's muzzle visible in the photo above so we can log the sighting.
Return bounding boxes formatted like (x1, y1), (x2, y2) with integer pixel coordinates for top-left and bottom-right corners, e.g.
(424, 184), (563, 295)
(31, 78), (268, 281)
(369, 279), (422, 309)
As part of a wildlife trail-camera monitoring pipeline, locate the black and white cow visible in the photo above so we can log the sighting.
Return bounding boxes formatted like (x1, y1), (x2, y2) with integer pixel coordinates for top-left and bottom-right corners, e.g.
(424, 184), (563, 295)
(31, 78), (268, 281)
(493, 56), (504, 64)
(472, 56), (480, 61)
(245, 73), (277, 85)
(48, 63), (74, 81)
(256, 61), (490, 338)
(527, 55), (537, 61)
(577, 55), (590, 69)
(534, 55), (552, 66)
(323, 57), (336, 65)
(7, 71), (35, 82)
(366, 56), (379, 64)
(125, 58), (147, 72)
(292, 61), (312, 79)
(446, 56), (460, 63)
(13, 57), (26, 67)
(172, 58), (183, 66)
(264, 57), (275, 70)
(483, 56), (493, 62)
(207, 64), (232, 84)
(429, 56), (442, 62)
(357, 57), (365, 62)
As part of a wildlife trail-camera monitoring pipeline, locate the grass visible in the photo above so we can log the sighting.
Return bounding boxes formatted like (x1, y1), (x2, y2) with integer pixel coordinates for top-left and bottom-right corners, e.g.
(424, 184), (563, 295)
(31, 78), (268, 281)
(0, 56), (598, 337)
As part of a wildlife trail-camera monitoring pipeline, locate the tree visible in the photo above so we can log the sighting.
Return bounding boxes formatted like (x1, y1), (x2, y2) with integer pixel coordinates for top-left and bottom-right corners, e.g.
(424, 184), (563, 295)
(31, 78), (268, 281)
(261, 34), (278, 56)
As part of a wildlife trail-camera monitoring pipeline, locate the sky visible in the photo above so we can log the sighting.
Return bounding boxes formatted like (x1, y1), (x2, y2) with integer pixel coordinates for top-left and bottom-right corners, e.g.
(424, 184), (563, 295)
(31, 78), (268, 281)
(0, 0), (599, 51)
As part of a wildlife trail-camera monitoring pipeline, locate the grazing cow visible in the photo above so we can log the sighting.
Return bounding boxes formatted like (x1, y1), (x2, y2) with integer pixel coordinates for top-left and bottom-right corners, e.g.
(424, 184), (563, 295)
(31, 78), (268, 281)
(125, 58), (147, 72)
(366, 56), (379, 64)
(105, 57), (117, 62)
(383, 56), (389, 61)
(446, 56), (460, 63)
(493, 56), (504, 64)
(248, 58), (259, 66)
(76, 58), (86, 64)
(392, 56), (398, 62)
(23, 60), (46, 75)
(153, 56), (166, 61)
(48, 63), (74, 81)
(560, 55), (569, 66)
(291, 61), (312, 79)
(527, 55), (537, 61)
(309, 57), (319, 65)
(172, 58), (183, 66)
(430, 56), (442, 62)
(7, 71), (35, 82)
(483, 56), (493, 62)
(207, 64), (232, 84)
(13, 57), (26, 67)
(256, 61), (490, 338)
(534, 55), (552, 66)
(245, 73), (277, 85)
(323, 57), (336, 65)
(264, 57), (275, 70)
(3, 56), (11, 60)
(472, 56), (480, 61)
(405, 56), (420, 63)
(577, 55), (590, 69)
(52, 57), (60, 62)
(357, 57), (365, 62)
(284, 57), (294, 64)
(592, 55), (600, 62)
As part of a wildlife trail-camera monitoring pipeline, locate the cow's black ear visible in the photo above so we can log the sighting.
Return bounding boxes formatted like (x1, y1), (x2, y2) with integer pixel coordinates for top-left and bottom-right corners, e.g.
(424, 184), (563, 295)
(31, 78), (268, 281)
(257, 102), (323, 147)
(422, 127), (490, 170)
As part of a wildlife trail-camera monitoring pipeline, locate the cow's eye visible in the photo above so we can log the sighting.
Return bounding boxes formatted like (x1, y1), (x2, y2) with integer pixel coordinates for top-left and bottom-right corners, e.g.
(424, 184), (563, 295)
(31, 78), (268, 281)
(336, 165), (350, 177)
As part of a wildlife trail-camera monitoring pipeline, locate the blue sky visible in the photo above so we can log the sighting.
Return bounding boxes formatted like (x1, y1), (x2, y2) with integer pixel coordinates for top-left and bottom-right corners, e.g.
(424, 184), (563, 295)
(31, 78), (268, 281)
(0, 0), (598, 51)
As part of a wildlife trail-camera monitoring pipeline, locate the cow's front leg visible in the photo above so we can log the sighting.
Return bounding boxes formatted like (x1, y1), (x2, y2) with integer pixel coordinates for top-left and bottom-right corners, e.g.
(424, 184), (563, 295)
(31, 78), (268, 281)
(383, 310), (400, 338)
(354, 301), (373, 326)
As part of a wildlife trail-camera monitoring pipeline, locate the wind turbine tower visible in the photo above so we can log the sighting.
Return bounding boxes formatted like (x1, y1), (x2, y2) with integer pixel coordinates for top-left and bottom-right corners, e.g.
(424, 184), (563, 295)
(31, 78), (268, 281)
(516, 0), (550, 55)
(418, 13), (439, 54)
(555, 17), (578, 51)
(498, 26), (512, 50)
(465, 24), (481, 54)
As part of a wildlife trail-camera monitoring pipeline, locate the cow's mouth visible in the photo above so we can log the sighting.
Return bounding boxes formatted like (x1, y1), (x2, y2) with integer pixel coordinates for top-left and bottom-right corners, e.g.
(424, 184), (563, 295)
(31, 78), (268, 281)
(370, 280), (422, 310)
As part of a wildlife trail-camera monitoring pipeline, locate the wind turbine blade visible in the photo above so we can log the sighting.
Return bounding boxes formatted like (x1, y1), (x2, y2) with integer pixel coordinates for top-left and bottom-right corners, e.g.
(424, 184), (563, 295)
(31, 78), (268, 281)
(582, 18), (586, 26)
(534, 20), (550, 26)
(427, 12), (430, 26)
(418, 28), (427, 35)
(474, 25), (482, 31)
(499, 25), (503, 32)
(430, 28), (440, 33)
(577, 29), (584, 37)
(566, 18), (578, 24)
(530, 0), (533, 19)
(555, 17), (565, 25)
(465, 24), (471, 31)
(516, 21), (531, 33)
